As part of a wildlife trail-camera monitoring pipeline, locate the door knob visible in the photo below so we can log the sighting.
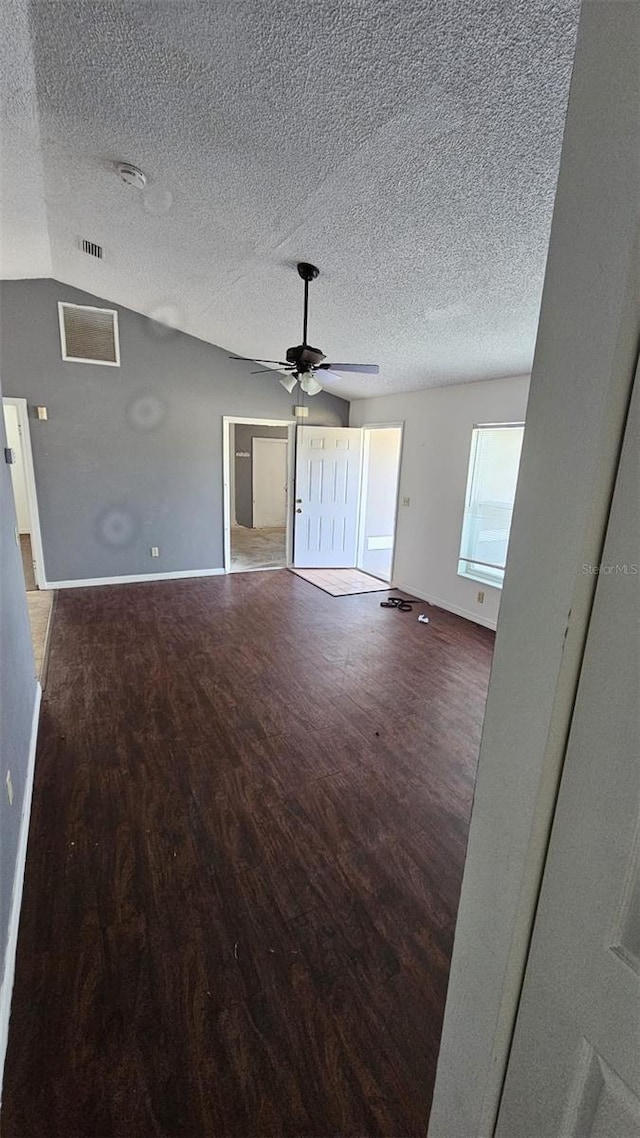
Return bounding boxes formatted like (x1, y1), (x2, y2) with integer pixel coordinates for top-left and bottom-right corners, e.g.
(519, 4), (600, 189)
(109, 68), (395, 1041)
(296, 507), (303, 513)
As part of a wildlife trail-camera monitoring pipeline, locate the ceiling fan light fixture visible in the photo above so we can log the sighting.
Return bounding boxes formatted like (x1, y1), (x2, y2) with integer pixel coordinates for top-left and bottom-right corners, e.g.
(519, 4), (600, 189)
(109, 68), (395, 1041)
(279, 373), (298, 393)
(300, 372), (323, 396)
(228, 263), (379, 393)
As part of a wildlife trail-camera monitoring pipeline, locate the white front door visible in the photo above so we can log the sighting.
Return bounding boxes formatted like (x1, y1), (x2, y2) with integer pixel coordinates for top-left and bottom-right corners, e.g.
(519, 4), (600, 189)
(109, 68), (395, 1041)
(294, 425), (363, 568)
(496, 370), (640, 1136)
(252, 437), (288, 527)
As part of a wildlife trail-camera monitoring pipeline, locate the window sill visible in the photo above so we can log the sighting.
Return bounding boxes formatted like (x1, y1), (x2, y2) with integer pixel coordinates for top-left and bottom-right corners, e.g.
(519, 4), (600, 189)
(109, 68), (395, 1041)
(458, 564), (503, 590)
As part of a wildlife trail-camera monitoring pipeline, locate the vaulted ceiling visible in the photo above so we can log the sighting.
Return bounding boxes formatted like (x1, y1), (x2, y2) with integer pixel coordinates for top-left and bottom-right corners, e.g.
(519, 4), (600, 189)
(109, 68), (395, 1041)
(1, 0), (580, 398)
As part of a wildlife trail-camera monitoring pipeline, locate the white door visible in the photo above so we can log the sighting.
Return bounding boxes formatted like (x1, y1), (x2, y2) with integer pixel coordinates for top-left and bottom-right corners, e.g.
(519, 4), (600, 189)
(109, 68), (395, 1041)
(496, 372), (640, 1136)
(252, 437), (288, 527)
(3, 400), (30, 532)
(294, 425), (363, 568)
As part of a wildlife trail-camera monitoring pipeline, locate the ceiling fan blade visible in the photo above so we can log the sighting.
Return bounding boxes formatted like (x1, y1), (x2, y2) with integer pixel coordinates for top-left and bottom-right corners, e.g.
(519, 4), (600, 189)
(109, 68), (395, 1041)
(251, 368), (284, 375)
(320, 363), (380, 374)
(230, 356), (291, 366)
(319, 370), (346, 383)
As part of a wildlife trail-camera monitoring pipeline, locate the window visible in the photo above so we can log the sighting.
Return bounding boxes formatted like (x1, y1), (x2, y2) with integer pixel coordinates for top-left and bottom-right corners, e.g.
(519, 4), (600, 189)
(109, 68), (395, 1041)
(458, 423), (524, 589)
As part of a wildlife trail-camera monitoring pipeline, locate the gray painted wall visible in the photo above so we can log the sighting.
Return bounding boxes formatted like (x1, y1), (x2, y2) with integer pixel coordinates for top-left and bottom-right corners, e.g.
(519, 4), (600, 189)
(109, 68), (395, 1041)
(0, 280), (348, 582)
(0, 373), (38, 989)
(234, 424), (288, 528)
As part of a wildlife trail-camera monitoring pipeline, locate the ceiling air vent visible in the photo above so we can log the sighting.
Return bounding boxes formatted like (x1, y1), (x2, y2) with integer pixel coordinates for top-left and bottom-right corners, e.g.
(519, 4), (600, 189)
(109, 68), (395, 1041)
(80, 238), (103, 259)
(58, 302), (120, 366)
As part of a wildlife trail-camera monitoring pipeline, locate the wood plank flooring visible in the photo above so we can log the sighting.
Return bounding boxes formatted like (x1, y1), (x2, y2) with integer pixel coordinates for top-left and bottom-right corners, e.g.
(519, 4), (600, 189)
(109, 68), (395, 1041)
(2, 571), (494, 1138)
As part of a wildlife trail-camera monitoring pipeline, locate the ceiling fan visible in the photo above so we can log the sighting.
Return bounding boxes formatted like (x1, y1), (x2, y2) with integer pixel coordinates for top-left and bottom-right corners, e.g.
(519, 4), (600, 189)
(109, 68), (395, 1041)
(230, 262), (379, 396)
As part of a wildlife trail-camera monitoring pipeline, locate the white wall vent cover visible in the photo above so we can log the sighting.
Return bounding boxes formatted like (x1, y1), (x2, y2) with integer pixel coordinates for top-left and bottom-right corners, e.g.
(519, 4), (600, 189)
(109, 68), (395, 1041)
(58, 302), (120, 366)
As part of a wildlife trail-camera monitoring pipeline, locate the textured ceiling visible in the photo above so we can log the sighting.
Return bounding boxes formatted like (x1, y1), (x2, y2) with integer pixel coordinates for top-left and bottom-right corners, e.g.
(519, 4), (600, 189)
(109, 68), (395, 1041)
(0, 0), (580, 398)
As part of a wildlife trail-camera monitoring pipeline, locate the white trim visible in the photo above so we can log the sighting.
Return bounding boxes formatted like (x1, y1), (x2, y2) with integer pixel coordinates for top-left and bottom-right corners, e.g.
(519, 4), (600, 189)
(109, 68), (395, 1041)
(393, 579), (498, 631)
(57, 301), (121, 367)
(2, 398), (47, 589)
(222, 416), (296, 573)
(0, 683), (41, 1105)
(355, 427), (370, 569)
(458, 561), (505, 589)
(227, 565), (285, 575)
(45, 568), (225, 589)
(223, 416), (296, 427)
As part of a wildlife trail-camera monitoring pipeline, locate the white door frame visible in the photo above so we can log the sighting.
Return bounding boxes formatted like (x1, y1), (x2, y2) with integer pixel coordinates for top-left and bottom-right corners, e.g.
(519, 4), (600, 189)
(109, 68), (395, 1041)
(428, 3), (640, 1132)
(355, 422), (404, 582)
(2, 397), (46, 589)
(252, 437), (289, 528)
(222, 416), (296, 573)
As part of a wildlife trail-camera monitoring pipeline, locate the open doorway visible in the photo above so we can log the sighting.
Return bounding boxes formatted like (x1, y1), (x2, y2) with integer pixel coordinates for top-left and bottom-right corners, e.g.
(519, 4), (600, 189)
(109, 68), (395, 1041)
(356, 425), (403, 582)
(2, 396), (52, 680)
(223, 416), (295, 573)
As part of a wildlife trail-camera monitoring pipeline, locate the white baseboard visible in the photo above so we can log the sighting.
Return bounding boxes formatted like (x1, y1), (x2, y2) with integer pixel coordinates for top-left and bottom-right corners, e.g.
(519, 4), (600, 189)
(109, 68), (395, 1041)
(0, 682), (41, 1104)
(44, 567), (225, 589)
(393, 580), (498, 631)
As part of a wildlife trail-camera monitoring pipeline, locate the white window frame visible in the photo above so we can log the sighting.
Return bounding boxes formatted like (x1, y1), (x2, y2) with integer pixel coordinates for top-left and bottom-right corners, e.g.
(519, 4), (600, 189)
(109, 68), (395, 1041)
(58, 302), (121, 367)
(458, 421), (525, 590)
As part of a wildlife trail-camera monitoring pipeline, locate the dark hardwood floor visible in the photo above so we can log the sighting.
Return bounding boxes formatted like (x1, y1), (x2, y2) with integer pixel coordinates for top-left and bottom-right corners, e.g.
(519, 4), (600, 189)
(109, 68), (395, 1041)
(2, 570), (494, 1138)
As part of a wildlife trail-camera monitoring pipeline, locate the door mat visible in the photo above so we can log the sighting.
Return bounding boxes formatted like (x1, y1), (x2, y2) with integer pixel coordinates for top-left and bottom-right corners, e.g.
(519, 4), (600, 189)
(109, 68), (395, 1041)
(288, 567), (390, 596)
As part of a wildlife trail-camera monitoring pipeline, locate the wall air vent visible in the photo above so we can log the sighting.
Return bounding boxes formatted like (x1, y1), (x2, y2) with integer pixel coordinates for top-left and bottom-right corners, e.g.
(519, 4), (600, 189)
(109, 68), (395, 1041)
(80, 238), (103, 259)
(58, 302), (120, 366)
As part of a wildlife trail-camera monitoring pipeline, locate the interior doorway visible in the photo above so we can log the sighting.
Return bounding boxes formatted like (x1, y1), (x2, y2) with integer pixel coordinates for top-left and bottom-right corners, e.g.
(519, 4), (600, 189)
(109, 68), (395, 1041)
(2, 396), (52, 680)
(356, 425), (403, 582)
(2, 397), (45, 590)
(223, 416), (295, 573)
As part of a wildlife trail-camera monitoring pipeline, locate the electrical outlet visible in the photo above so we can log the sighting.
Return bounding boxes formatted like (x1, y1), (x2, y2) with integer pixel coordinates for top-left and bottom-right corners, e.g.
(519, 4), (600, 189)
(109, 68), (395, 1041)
(402, 496), (411, 507)
(150, 546), (160, 558)
(6, 770), (13, 806)
(477, 590), (485, 603)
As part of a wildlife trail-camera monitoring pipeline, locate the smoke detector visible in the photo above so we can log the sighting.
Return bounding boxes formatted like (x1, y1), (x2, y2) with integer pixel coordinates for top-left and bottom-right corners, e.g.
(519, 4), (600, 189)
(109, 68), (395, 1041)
(116, 162), (147, 190)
